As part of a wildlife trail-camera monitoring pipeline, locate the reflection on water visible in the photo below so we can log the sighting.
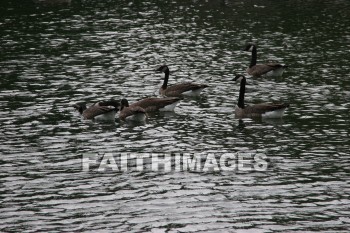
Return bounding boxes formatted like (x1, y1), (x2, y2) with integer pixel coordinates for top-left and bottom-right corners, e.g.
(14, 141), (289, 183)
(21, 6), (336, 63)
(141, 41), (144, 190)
(0, 0), (350, 232)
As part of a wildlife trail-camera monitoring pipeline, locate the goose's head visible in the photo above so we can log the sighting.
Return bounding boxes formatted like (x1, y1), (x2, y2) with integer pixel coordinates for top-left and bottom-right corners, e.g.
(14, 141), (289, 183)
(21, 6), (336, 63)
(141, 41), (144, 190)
(156, 65), (169, 73)
(243, 43), (255, 52)
(73, 102), (87, 114)
(233, 75), (246, 82)
(120, 98), (129, 110)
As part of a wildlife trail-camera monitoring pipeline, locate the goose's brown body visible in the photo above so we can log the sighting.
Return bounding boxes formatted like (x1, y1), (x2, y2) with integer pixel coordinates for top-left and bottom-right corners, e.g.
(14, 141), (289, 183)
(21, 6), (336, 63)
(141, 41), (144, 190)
(156, 65), (208, 97)
(73, 100), (120, 120)
(233, 75), (289, 118)
(130, 97), (182, 112)
(244, 44), (287, 77)
(119, 99), (147, 122)
(235, 103), (289, 118)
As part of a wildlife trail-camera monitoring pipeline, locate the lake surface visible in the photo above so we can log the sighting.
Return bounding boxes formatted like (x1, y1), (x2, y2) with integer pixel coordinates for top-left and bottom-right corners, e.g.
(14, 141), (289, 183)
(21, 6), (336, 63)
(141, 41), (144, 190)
(1, 0), (350, 232)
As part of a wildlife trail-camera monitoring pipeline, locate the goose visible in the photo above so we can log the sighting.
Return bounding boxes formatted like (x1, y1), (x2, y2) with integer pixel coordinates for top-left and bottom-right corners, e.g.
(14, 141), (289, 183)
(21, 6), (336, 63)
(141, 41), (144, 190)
(130, 97), (182, 112)
(119, 99), (147, 122)
(73, 99), (120, 121)
(233, 75), (289, 118)
(156, 65), (208, 97)
(243, 43), (287, 77)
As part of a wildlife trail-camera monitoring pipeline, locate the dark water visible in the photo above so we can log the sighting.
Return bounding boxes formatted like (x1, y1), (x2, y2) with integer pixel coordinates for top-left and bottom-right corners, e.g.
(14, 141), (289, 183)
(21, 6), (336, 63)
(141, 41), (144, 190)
(1, 0), (350, 232)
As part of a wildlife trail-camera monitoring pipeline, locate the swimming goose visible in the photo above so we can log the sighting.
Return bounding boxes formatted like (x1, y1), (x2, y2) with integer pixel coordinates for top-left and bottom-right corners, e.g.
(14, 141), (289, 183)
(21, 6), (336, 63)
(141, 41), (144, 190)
(233, 75), (289, 118)
(119, 99), (147, 122)
(73, 99), (120, 121)
(130, 97), (182, 112)
(156, 65), (208, 97)
(243, 44), (287, 77)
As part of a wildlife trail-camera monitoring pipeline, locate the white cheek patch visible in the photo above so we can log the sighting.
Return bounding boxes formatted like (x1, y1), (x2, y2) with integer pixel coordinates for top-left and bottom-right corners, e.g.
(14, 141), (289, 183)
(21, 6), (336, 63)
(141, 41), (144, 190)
(237, 76), (244, 82)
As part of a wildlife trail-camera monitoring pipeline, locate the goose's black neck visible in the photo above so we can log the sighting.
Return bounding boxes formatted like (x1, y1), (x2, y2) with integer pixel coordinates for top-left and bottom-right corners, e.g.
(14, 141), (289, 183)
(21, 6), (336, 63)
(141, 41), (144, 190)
(79, 107), (84, 114)
(79, 105), (87, 114)
(250, 46), (257, 68)
(238, 77), (246, 109)
(162, 69), (170, 89)
(121, 99), (129, 110)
